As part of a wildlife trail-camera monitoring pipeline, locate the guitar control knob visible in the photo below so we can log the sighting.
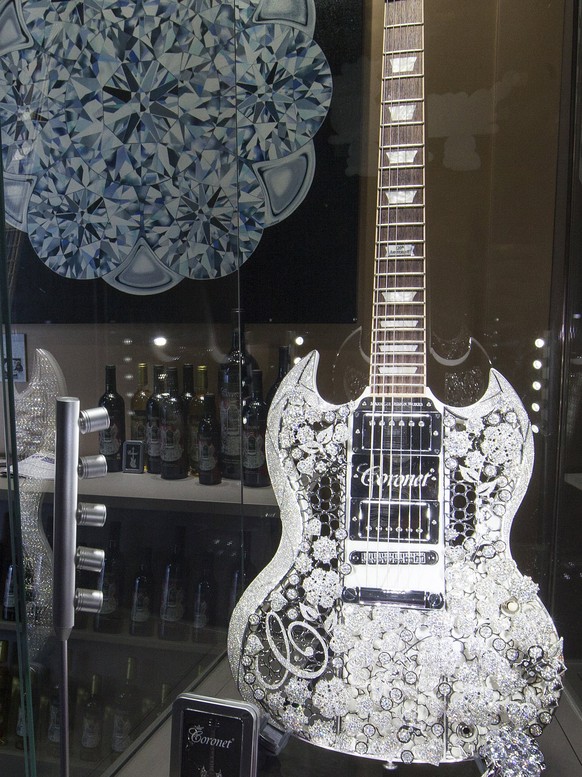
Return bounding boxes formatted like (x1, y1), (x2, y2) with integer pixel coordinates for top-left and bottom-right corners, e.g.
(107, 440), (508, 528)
(74, 588), (103, 614)
(78, 407), (110, 434)
(77, 502), (107, 528)
(75, 546), (105, 573)
(78, 454), (107, 479)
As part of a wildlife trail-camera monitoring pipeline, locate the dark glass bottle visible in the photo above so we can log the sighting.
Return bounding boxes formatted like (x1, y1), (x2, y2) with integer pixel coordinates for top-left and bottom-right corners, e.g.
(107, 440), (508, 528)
(159, 526), (188, 641)
(192, 556), (214, 639)
(14, 663), (42, 751)
(111, 657), (140, 754)
(219, 309), (259, 479)
(94, 522), (124, 634)
(145, 365), (165, 474)
(198, 394), (221, 486)
(181, 364), (194, 461)
(129, 547), (154, 637)
(0, 640), (12, 745)
(98, 365), (126, 473)
(46, 683), (62, 757)
(266, 345), (290, 408)
(80, 674), (104, 762)
(130, 363), (150, 443)
(2, 565), (15, 621)
(188, 365), (208, 474)
(242, 370), (270, 487)
(160, 367), (189, 480)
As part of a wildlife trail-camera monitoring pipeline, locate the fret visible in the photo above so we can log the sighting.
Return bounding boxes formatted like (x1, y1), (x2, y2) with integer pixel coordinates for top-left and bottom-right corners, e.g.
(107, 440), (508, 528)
(379, 226), (424, 242)
(383, 78), (423, 101)
(378, 206), (424, 225)
(380, 167), (424, 187)
(381, 125), (423, 146)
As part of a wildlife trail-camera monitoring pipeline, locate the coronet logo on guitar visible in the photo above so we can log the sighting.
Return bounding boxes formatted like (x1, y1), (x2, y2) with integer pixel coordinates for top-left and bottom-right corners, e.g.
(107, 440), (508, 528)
(357, 464), (436, 492)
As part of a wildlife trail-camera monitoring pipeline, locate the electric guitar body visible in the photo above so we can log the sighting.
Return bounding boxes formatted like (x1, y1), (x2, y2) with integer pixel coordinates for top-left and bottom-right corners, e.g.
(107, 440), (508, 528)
(228, 0), (563, 771)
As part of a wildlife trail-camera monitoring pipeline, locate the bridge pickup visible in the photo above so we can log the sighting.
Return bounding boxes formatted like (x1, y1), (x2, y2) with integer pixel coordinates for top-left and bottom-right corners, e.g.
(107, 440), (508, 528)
(349, 550), (438, 565)
(342, 586), (444, 609)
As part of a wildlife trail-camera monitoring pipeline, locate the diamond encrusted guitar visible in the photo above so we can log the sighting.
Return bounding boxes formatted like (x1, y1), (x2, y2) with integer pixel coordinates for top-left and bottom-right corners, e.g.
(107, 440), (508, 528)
(228, 1), (563, 772)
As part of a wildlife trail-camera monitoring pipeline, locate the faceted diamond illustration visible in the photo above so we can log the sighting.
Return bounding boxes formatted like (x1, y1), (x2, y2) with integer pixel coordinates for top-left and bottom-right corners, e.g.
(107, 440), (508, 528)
(0, 0), (332, 289)
(27, 159), (140, 279)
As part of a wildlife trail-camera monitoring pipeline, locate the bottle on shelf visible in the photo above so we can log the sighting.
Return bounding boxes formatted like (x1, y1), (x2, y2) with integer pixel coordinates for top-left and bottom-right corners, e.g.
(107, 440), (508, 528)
(181, 363), (194, 472)
(111, 657), (140, 755)
(160, 366), (189, 480)
(218, 309), (259, 479)
(0, 512), (9, 611)
(2, 564), (15, 621)
(130, 363), (150, 443)
(145, 365), (165, 474)
(94, 522), (124, 634)
(159, 526), (188, 641)
(80, 673), (104, 762)
(129, 547), (154, 637)
(191, 555), (214, 639)
(266, 345), (290, 408)
(188, 365), (208, 474)
(242, 369), (270, 487)
(98, 364), (126, 473)
(46, 683), (61, 757)
(197, 394), (221, 486)
(14, 663), (42, 751)
(0, 640), (12, 746)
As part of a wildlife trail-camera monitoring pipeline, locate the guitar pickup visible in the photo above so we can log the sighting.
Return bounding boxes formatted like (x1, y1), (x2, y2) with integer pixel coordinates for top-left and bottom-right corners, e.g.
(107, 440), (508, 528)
(349, 550), (438, 565)
(342, 586), (444, 609)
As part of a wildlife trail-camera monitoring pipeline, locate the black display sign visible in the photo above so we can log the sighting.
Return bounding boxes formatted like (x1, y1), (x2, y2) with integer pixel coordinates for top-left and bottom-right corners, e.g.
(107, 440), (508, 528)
(170, 694), (259, 777)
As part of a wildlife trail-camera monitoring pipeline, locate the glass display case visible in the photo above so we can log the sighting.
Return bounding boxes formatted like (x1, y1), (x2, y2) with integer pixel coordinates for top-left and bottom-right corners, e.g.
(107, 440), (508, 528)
(0, 0), (580, 776)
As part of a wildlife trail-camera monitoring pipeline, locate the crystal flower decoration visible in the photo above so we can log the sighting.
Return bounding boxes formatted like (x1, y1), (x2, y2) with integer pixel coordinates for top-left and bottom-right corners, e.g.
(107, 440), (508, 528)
(0, 0), (332, 293)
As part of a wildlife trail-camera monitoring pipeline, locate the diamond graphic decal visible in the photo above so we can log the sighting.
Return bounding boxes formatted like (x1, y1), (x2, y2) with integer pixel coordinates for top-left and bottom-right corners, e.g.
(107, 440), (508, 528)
(0, 0), (332, 291)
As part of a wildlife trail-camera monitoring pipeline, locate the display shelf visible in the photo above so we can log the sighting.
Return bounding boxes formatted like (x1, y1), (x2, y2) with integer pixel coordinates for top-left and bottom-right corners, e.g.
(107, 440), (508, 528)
(69, 623), (225, 654)
(1, 473), (278, 515)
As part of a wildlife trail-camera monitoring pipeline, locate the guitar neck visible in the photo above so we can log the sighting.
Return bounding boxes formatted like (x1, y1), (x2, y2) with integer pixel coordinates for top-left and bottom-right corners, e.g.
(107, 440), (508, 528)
(370, 0), (426, 397)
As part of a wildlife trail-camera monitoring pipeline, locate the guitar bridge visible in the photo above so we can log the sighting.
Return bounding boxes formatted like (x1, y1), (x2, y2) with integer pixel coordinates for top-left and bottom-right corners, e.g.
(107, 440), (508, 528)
(342, 586), (444, 609)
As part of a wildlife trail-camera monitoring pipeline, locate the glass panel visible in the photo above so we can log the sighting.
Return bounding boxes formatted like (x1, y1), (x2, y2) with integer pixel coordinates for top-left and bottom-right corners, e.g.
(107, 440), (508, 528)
(0, 1), (579, 776)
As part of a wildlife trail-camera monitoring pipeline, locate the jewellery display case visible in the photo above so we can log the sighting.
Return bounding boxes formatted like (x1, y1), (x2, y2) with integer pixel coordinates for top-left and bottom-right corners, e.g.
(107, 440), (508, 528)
(0, 1), (580, 776)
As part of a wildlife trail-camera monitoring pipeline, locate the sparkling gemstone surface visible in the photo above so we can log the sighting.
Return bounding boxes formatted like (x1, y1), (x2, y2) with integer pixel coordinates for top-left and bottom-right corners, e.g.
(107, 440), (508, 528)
(0, 0), (332, 288)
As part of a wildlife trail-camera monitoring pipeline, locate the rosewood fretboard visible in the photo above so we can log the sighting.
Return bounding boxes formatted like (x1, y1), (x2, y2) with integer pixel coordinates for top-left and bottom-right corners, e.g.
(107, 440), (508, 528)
(370, 0), (426, 397)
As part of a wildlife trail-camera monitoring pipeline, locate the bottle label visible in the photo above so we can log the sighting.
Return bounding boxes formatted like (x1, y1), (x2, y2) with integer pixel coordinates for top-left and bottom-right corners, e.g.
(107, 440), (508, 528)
(188, 419), (201, 466)
(220, 394), (240, 456)
(111, 710), (131, 752)
(146, 420), (161, 457)
(130, 411), (147, 442)
(131, 591), (151, 623)
(3, 586), (14, 610)
(198, 437), (218, 472)
(81, 714), (102, 749)
(161, 423), (184, 462)
(243, 429), (266, 469)
(100, 423), (121, 456)
(100, 578), (119, 615)
(160, 582), (185, 622)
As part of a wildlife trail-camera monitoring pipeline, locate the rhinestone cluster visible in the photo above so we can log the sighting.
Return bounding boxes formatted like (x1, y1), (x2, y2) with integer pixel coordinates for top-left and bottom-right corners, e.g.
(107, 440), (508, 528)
(229, 358), (564, 771)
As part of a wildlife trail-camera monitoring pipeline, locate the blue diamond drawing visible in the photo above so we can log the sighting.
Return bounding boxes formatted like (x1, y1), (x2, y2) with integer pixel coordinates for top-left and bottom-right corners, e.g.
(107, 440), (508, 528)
(0, 0), (332, 291)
